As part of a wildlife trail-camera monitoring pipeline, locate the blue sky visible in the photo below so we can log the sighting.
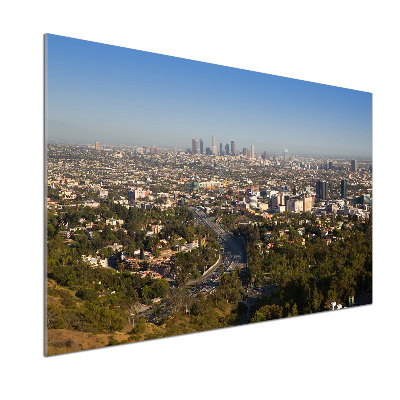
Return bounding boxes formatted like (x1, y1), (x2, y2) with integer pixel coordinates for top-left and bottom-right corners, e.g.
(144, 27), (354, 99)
(46, 34), (372, 158)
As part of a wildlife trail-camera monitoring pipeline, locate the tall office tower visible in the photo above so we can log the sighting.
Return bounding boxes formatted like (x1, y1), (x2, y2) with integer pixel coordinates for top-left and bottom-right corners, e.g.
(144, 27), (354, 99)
(246, 148), (250, 158)
(225, 143), (230, 155)
(284, 149), (289, 161)
(262, 150), (267, 160)
(351, 159), (357, 172)
(231, 141), (236, 156)
(95, 142), (100, 151)
(251, 144), (255, 159)
(243, 148), (248, 157)
(212, 136), (217, 155)
(205, 147), (212, 155)
(220, 143), (223, 155)
(199, 139), (204, 155)
(192, 139), (199, 155)
(316, 181), (329, 200)
(341, 179), (347, 199)
(328, 161), (333, 170)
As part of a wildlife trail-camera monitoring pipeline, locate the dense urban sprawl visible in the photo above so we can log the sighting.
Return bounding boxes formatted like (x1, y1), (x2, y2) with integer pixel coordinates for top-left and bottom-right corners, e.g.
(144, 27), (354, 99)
(46, 142), (372, 355)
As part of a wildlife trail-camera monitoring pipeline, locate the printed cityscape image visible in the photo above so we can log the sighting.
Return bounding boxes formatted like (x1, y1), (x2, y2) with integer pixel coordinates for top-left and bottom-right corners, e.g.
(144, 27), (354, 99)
(45, 34), (372, 356)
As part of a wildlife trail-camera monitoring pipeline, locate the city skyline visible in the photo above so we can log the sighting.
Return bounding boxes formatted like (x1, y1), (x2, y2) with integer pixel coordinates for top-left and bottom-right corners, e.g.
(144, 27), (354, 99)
(46, 34), (372, 158)
(49, 137), (371, 161)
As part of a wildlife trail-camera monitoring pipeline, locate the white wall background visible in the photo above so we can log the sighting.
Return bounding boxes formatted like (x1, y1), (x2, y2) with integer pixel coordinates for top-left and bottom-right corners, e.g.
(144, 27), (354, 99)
(1, 1), (398, 399)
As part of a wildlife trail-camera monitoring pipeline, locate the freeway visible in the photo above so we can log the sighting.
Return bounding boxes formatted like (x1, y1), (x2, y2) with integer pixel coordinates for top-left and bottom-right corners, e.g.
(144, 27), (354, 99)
(187, 206), (247, 296)
(137, 207), (248, 323)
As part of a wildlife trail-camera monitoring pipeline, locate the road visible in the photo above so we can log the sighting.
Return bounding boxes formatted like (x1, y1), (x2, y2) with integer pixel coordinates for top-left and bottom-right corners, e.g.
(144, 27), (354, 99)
(187, 206), (247, 296)
(138, 207), (248, 323)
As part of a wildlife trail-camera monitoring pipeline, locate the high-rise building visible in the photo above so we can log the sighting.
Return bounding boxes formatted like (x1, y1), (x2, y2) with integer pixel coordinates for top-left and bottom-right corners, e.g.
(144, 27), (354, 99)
(341, 179), (347, 199)
(205, 147), (212, 155)
(351, 159), (357, 172)
(284, 149), (289, 161)
(220, 143), (223, 155)
(270, 195), (279, 208)
(225, 144), (230, 155)
(192, 139), (199, 155)
(303, 196), (314, 212)
(95, 142), (100, 151)
(231, 141), (236, 156)
(199, 139), (203, 155)
(251, 144), (255, 159)
(262, 150), (267, 161)
(212, 136), (217, 155)
(328, 161), (334, 170)
(287, 199), (304, 213)
(316, 181), (329, 200)
(243, 148), (248, 157)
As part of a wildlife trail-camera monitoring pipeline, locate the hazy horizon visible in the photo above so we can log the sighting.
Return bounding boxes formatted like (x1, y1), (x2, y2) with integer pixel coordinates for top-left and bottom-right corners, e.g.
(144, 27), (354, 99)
(47, 140), (372, 161)
(46, 34), (372, 158)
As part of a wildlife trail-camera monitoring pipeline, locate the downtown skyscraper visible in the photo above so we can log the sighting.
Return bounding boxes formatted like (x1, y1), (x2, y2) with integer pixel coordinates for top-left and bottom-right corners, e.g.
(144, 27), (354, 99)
(284, 149), (289, 162)
(212, 136), (217, 156)
(192, 139), (199, 155)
